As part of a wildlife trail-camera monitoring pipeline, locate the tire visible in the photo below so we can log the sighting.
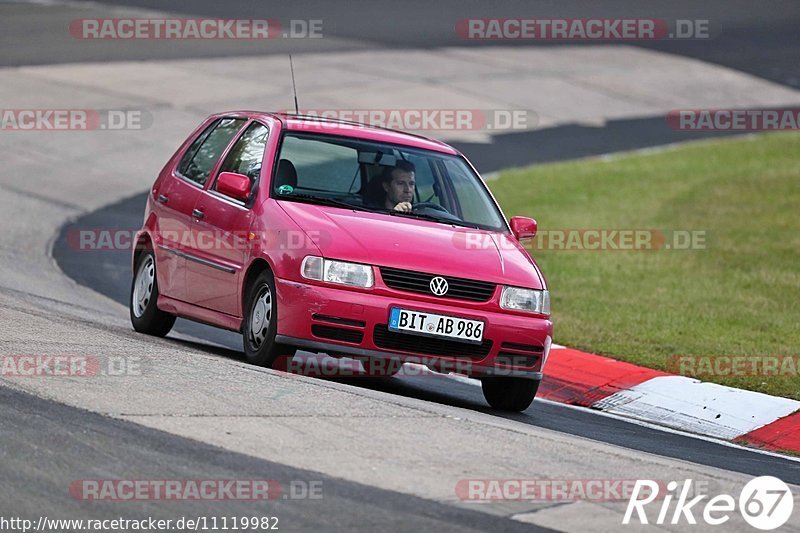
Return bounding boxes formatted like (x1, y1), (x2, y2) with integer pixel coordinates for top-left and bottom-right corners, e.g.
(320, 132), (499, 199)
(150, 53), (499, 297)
(130, 251), (176, 337)
(360, 357), (402, 377)
(481, 377), (539, 412)
(242, 269), (295, 367)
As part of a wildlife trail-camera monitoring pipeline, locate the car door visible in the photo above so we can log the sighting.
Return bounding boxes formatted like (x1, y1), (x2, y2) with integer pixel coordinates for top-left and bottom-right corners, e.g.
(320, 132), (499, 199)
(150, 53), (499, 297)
(155, 117), (247, 303)
(186, 121), (270, 316)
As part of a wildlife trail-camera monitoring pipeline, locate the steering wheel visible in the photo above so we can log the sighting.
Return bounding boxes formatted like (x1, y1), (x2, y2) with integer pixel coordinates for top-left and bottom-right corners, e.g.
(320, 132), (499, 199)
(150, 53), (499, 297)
(412, 201), (450, 214)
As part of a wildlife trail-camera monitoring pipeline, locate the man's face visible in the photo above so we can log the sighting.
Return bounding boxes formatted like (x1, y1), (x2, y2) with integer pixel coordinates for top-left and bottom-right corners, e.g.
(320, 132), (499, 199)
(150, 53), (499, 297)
(384, 169), (415, 206)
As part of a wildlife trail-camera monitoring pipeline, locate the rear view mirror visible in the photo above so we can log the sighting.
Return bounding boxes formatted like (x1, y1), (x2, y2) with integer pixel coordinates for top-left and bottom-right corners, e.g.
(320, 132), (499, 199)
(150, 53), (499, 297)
(358, 151), (397, 167)
(217, 172), (251, 201)
(510, 216), (537, 240)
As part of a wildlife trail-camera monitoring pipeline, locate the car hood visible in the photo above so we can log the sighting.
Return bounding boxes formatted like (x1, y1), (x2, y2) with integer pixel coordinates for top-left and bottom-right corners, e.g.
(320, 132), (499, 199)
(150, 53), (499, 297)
(277, 201), (544, 289)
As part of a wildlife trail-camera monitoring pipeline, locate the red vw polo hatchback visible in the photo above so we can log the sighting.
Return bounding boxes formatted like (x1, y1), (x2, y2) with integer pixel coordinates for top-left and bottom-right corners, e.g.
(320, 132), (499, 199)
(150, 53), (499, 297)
(130, 111), (552, 411)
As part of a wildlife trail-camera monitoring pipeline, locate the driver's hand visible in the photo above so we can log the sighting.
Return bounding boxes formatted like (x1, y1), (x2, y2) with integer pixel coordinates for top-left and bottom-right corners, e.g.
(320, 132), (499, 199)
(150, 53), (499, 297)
(393, 202), (412, 212)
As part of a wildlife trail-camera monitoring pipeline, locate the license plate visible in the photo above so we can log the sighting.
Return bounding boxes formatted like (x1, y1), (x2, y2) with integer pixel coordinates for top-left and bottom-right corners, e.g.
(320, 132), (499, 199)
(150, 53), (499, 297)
(389, 307), (484, 344)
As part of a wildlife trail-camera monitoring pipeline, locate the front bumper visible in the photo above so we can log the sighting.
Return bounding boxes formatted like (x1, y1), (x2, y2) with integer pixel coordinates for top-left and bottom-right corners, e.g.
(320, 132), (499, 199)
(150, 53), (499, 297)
(275, 277), (552, 379)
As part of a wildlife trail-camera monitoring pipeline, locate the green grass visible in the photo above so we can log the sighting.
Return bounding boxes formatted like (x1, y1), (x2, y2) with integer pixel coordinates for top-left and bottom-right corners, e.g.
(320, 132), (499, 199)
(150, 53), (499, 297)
(490, 132), (800, 400)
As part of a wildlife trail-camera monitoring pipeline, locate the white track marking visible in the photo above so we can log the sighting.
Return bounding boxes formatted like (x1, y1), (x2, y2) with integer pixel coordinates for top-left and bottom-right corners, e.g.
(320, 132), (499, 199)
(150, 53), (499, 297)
(535, 397), (800, 465)
(436, 370), (800, 461)
(594, 376), (800, 440)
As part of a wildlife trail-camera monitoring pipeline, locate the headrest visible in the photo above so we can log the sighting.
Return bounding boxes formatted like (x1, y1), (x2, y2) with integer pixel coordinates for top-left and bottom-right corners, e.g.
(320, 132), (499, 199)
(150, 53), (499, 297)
(275, 159), (298, 189)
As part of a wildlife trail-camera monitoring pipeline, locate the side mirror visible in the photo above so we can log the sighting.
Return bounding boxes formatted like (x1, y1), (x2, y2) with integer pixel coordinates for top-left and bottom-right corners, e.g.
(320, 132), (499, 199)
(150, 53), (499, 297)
(510, 216), (537, 240)
(217, 172), (251, 201)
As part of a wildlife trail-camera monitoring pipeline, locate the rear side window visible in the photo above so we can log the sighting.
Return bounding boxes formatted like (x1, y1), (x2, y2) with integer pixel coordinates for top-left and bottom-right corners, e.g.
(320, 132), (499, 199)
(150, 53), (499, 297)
(177, 118), (246, 186)
(216, 122), (270, 185)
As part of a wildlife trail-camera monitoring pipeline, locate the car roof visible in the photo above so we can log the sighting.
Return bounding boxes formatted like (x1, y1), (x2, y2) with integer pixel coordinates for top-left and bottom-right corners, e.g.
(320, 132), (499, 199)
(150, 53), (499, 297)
(214, 111), (460, 155)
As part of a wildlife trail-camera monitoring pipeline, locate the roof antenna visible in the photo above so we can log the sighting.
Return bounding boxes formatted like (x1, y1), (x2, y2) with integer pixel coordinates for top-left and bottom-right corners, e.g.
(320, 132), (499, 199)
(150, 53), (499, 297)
(289, 54), (299, 114)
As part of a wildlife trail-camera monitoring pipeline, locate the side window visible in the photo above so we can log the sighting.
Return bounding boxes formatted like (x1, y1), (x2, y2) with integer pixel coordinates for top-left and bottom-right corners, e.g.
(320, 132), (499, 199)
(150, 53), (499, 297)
(443, 159), (484, 219)
(279, 136), (359, 193)
(177, 118), (246, 186)
(215, 122), (270, 189)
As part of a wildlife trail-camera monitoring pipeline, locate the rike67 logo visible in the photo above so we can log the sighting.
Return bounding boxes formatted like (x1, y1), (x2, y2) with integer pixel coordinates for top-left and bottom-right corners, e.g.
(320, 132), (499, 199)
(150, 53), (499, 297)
(624, 477), (794, 530)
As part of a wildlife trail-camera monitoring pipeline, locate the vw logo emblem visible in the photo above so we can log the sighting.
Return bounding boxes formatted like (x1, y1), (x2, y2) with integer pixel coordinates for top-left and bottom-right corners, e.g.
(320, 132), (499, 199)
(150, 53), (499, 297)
(429, 276), (449, 296)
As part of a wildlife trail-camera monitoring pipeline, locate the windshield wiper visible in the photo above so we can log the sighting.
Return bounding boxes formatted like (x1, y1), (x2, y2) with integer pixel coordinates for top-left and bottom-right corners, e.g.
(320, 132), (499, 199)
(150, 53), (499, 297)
(388, 209), (480, 229)
(278, 193), (382, 213)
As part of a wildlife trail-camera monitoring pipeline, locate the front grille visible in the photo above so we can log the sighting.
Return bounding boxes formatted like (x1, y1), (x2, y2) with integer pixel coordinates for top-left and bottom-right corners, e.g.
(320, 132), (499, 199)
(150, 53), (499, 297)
(373, 324), (492, 359)
(379, 266), (496, 302)
(311, 325), (364, 344)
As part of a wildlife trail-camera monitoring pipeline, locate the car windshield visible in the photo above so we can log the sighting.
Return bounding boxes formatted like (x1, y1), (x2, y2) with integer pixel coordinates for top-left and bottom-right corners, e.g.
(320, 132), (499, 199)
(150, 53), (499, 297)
(272, 132), (508, 231)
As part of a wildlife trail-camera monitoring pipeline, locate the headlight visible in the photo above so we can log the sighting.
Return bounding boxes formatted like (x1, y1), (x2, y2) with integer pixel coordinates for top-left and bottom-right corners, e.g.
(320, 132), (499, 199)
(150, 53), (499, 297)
(500, 286), (550, 315)
(301, 256), (374, 288)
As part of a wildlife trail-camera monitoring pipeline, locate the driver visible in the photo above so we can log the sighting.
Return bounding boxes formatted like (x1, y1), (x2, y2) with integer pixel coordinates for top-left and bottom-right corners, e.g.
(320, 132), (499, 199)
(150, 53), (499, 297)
(380, 161), (416, 212)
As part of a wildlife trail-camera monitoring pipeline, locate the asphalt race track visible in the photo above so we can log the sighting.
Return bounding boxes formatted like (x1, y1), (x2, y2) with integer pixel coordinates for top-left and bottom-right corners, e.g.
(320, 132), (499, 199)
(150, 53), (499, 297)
(5, 0), (800, 91)
(53, 190), (800, 485)
(0, 386), (555, 532)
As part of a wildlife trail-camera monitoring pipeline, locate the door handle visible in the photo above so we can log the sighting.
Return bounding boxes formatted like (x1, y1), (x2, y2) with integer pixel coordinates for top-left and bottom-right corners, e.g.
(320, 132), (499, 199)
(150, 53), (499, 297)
(157, 194), (169, 204)
(192, 209), (204, 219)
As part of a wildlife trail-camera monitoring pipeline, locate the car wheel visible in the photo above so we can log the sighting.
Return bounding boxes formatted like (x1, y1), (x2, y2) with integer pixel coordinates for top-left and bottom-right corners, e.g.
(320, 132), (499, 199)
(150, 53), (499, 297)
(242, 269), (295, 367)
(360, 357), (402, 377)
(481, 377), (539, 411)
(130, 251), (176, 337)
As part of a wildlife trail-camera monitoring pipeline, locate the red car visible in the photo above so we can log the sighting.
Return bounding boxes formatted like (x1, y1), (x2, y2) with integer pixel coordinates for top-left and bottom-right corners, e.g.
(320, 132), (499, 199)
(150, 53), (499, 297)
(130, 111), (552, 411)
